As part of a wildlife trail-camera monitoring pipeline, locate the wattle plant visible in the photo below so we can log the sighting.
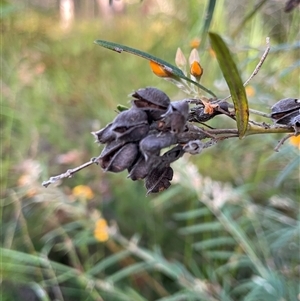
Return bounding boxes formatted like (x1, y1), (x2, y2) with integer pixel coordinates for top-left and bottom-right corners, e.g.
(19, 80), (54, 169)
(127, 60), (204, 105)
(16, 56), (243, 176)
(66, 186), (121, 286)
(42, 35), (299, 193)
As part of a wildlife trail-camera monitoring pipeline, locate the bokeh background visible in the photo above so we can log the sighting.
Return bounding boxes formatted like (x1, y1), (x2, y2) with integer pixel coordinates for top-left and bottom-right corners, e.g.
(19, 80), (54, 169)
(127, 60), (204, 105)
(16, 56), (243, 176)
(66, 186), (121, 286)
(1, 0), (300, 300)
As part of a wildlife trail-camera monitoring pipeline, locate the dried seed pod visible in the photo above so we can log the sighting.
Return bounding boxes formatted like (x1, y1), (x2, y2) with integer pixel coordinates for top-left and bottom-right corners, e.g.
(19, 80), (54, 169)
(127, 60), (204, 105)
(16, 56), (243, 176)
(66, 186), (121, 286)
(132, 87), (171, 121)
(107, 143), (139, 173)
(96, 139), (126, 170)
(177, 123), (208, 144)
(139, 132), (177, 160)
(92, 123), (115, 144)
(273, 110), (299, 126)
(132, 87), (170, 110)
(99, 143), (139, 173)
(271, 98), (300, 134)
(271, 98), (300, 121)
(111, 107), (148, 136)
(128, 156), (160, 181)
(145, 166), (174, 194)
(162, 100), (189, 134)
(291, 115), (300, 134)
(113, 123), (150, 142)
(171, 100), (190, 118)
(162, 145), (184, 164)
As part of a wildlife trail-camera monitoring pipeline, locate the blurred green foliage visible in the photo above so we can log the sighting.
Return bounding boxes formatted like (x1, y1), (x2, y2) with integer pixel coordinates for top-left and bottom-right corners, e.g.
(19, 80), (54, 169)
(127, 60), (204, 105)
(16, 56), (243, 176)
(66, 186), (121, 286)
(1, 0), (299, 300)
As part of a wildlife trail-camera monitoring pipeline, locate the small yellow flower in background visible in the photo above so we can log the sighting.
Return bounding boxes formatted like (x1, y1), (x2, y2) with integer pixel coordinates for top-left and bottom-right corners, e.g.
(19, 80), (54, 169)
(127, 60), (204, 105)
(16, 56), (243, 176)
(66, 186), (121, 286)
(289, 135), (300, 149)
(149, 60), (172, 78)
(94, 218), (109, 242)
(245, 85), (256, 97)
(190, 38), (201, 49)
(72, 185), (94, 200)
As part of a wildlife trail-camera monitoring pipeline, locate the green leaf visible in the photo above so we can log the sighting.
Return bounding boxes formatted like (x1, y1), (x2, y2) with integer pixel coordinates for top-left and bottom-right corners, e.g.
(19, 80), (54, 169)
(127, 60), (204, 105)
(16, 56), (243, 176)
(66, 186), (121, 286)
(209, 33), (249, 138)
(94, 39), (216, 97)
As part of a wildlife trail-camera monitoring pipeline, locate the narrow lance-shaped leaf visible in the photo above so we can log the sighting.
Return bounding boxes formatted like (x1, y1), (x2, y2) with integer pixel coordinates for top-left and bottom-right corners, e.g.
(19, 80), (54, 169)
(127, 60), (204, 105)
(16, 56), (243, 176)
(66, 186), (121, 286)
(209, 32), (249, 138)
(94, 39), (216, 97)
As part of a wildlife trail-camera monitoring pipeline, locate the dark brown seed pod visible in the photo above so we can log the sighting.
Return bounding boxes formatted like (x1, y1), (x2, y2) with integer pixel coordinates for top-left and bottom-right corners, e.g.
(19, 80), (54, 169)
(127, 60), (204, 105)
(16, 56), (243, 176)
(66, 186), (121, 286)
(271, 98), (300, 121)
(92, 123), (115, 144)
(132, 87), (171, 121)
(96, 140), (126, 170)
(139, 132), (178, 160)
(132, 87), (170, 110)
(170, 100), (189, 119)
(145, 166), (174, 194)
(273, 110), (299, 126)
(177, 123), (208, 144)
(127, 156), (160, 181)
(161, 145), (184, 164)
(111, 107), (148, 135)
(162, 100), (189, 134)
(292, 115), (300, 134)
(101, 143), (139, 173)
(113, 123), (150, 142)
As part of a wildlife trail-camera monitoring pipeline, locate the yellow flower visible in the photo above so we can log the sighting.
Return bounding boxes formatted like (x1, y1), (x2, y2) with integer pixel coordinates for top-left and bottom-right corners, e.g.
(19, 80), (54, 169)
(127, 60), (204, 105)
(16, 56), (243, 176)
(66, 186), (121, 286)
(190, 38), (201, 49)
(290, 135), (300, 149)
(72, 185), (94, 200)
(94, 218), (109, 242)
(149, 60), (172, 78)
(245, 85), (255, 97)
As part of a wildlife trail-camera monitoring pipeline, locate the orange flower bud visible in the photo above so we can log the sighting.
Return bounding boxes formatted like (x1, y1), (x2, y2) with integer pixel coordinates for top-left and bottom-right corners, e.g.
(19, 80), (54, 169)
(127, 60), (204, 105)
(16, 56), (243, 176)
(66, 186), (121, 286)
(190, 61), (203, 78)
(189, 48), (203, 80)
(149, 60), (172, 78)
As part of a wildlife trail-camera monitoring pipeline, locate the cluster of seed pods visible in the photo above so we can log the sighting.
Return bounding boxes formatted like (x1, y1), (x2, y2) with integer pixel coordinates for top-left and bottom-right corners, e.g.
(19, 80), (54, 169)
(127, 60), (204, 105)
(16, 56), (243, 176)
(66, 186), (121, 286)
(92, 87), (190, 194)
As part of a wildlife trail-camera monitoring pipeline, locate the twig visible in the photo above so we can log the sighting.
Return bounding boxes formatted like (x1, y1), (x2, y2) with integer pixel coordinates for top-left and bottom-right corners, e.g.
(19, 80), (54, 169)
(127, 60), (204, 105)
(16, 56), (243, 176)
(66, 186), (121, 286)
(42, 158), (98, 187)
(222, 37), (271, 102)
(274, 134), (295, 152)
(243, 37), (270, 87)
(226, 103), (271, 118)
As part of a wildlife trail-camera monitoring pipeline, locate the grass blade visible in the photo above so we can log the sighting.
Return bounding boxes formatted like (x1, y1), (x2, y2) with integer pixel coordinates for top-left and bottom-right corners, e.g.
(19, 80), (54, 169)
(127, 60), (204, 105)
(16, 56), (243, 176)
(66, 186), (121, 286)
(199, 0), (216, 51)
